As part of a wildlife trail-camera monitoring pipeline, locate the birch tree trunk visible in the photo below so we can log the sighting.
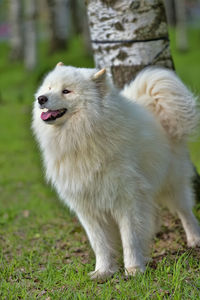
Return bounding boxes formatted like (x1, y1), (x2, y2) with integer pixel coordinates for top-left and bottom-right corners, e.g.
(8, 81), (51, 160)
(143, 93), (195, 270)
(86, 0), (174, 89)
(47, 0), (71, 53)
(9, 0), (23, 61)
(86, 0), (200, 201)
(174, 0), (188, 52)
(24, 0), (38, 70)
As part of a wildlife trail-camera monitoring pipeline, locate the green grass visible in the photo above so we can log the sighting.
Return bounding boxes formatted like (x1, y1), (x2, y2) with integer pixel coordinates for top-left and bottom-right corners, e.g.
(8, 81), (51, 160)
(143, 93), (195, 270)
(169, 28), (200, 93)
(169, 28), (200, 170)
(0, 31), (200, 299)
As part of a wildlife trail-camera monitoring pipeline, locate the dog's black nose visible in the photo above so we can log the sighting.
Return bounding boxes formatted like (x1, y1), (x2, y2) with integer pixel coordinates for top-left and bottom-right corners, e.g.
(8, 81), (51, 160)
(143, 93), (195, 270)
(38, 95), (48, 105)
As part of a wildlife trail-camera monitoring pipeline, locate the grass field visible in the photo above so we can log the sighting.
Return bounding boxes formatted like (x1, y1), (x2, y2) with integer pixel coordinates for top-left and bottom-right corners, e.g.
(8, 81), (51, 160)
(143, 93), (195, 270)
(0, 29), (200, 299)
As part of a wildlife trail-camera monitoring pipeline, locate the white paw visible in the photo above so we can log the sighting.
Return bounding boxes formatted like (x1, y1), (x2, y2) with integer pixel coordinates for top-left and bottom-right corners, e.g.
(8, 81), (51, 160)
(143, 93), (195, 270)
(187, 235), (200, 247)
(125, 265), (146, 277)
(89, 267), (118, 281)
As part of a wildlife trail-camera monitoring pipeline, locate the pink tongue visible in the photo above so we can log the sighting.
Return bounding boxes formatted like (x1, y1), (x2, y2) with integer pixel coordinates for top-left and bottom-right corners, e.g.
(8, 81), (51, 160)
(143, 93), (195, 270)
(41, 110), (59, 121)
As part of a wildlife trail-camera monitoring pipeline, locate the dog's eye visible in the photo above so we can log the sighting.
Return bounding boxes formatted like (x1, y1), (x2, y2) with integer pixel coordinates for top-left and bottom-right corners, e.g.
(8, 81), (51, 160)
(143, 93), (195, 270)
(62, 89), (71, 94)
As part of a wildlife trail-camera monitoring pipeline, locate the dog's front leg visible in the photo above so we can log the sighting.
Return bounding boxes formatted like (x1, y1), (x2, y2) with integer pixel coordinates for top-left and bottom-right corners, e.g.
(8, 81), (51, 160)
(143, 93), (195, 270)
(116, 205), (155, 276)
(77, 212), (118, 280)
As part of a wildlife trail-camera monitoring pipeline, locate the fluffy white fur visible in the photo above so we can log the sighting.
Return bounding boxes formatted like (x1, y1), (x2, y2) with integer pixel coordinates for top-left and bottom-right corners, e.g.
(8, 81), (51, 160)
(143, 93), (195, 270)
(32, 64), (200, 279)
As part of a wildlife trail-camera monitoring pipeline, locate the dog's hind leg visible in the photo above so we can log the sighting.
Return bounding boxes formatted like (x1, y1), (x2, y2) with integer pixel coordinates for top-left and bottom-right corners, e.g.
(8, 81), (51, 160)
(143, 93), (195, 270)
(169, 184), (200, 247)
(177, 188), (200, 247)
(77, 211), (119, 280)
(178, 209), (200, 247)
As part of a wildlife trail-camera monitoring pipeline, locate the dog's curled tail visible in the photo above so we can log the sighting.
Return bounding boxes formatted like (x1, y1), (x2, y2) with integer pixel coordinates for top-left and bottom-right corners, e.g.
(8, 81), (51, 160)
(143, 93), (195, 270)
(122, 67), (198, 140)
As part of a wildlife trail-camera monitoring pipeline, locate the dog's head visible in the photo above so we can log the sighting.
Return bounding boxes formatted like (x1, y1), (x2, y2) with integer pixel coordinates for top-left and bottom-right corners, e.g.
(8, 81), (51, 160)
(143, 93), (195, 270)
(35, 63), (109, 125)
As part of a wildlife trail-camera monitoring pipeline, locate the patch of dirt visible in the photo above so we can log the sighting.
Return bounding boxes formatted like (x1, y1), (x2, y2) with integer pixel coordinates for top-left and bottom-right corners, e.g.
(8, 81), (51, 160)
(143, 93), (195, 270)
(53, 211), (200, 268)
(151, 209), (200, 267)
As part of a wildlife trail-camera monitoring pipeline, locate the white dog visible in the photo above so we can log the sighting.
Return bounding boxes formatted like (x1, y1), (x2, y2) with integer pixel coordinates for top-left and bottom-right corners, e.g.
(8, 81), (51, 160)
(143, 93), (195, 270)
(32, 63), (200, 279)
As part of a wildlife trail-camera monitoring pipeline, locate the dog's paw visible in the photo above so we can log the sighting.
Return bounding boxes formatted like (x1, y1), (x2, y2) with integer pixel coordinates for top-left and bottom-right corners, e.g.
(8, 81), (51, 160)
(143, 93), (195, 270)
(89, 267), (117, 281)
(125, 265), (146, 277)
(187, 235), (200, 248)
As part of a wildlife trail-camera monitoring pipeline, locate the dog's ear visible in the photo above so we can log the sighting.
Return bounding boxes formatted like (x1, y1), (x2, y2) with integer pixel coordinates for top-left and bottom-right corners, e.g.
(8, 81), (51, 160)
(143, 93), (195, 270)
(92, 68), (106, 81)
(56, 62), (64, 67)
(92, 68), (108, 97)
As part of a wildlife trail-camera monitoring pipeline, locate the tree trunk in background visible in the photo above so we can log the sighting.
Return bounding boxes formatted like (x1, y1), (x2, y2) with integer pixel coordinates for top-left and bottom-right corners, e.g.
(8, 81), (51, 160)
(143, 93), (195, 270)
(79, 0), (92, 54)
(174, 0), (188, 52)
(47, 0), (71, 53)
(86, 0), (200, 201)
(86, 0), (174, 89)
(70, 0), (82, 35)
(9, 0), (23, 61)
(24, 0), (38, 70)
(70, 0), (92, 55)
(164, 0), (176, 26)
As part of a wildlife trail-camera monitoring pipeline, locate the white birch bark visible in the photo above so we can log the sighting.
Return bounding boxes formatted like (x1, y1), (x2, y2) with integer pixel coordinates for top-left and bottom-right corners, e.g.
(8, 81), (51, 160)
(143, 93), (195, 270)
(175, 0), (188, 52)
(9, 0), (23, 60)
(24, 0), (38, 70)
(86, 0), (174, 88)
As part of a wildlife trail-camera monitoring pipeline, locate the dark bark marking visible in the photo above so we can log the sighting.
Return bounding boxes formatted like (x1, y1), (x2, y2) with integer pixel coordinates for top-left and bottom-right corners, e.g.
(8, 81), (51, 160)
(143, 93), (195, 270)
(100, 17), (111, 22)
(130, 0), (140, 11)
(111, 65), (145, 89)
(134, 3), (168, 39)
(114, 22), (124, 31)
(100, 0), (117, 6)
(103, 44), (123, 51)
(116, 50), (128, 61)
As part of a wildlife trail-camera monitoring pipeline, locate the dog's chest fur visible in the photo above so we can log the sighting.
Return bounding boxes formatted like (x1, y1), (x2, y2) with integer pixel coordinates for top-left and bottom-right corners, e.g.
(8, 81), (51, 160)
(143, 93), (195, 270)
(43, 126), (121, 213)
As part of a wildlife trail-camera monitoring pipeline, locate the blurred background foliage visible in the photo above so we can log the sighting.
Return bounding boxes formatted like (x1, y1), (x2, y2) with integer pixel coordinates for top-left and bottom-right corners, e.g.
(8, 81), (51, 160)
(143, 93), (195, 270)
(0, 0), (200, 103)
(0, 2), (200, 297)
(0, 0), (199, 171)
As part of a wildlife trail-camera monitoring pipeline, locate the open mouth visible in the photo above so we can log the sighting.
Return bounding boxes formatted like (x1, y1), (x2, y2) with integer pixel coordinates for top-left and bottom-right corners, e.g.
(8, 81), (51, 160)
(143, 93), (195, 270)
(41, 108), (67, 122)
